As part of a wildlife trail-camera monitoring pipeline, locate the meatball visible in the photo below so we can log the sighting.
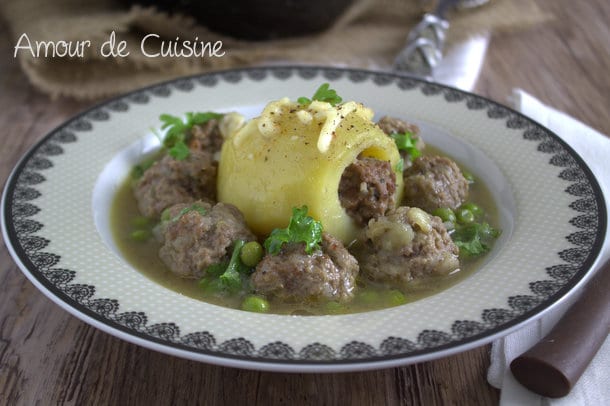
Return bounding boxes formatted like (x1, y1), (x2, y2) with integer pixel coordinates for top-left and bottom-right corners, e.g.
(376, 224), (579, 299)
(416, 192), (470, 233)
(339, 157), (396, 226)
(189, 119), (224, 156)
(251, 233), (359, 303)
(158, 201), (256, 279)
(377, 116), (425, 150)
(133, 150), (217, 218)
(355, 206), (459, 285)
(402, 155), (468, 213)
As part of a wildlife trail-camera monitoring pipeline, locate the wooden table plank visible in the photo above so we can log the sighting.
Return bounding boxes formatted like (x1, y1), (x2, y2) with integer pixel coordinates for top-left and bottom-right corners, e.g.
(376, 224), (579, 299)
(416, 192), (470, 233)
(475, 0), (610, 136)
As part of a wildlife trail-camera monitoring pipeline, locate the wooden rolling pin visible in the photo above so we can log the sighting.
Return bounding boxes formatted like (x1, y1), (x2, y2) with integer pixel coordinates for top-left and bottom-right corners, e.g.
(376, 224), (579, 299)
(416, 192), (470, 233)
(510, 257), (610, 398)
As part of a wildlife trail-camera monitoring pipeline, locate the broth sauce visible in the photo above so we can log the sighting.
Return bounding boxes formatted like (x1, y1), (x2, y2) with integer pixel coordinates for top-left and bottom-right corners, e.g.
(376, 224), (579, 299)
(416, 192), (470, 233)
(111, 148), (498, 315)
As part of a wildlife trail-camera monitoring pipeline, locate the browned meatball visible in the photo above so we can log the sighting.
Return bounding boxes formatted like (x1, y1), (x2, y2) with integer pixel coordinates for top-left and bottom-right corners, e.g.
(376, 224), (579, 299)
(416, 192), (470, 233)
(377, 116), (425, 150)
(189, 119), (224, 155)
(339, 157), (396, 226)
(355, 206), (459, 285)
(158, 201), (256, 279)
(251, 233), (359, 303)
(133, 150), (217, 218)
(403, 155), (468, 212)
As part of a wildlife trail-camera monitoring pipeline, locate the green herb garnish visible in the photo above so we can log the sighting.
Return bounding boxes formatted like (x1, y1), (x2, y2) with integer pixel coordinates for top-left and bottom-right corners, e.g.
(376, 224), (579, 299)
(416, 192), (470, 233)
(131, 158), (156, 179)
(170, 203), (207, 222)
(168, 140), (190, 160)
(201, 240), (251, 293)
(203, 262), (228, 277)
(395, 157), (404, 173)
(390, 131), (421, 162)
(219, 240), (250, 292)
(158, 112), (223, 160)
(264, 206), (323, 255)
(298, 83), (343, 106)
(452, 222), (500, 257)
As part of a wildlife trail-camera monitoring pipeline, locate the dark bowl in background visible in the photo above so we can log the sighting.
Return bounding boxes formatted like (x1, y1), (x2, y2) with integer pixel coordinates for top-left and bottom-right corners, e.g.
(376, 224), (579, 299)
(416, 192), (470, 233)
(122, 0), (355, 40)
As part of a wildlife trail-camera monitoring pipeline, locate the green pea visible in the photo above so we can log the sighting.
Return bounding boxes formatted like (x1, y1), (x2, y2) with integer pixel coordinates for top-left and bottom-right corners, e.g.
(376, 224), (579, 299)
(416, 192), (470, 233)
(160, 208), (172, 222)
(384, 289), (407, 306)
(463, 170), (475, 183)
(241, 295), (270, 313)
(129, 229), (150, 242)
(131, 216), (151, 228)
(456, 208), (475, 224)
(460, 202), (484, 218)
(240, 241), (264, 267)
(432, 207), (456, 224)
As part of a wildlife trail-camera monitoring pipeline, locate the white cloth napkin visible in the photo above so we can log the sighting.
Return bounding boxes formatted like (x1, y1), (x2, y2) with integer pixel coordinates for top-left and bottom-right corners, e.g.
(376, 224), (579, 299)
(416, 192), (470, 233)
(486, 89), (610, 405)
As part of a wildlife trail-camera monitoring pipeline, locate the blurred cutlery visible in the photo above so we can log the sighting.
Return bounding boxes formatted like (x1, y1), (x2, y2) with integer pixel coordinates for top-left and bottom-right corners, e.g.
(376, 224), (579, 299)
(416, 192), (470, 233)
(393, 0), (489, 79)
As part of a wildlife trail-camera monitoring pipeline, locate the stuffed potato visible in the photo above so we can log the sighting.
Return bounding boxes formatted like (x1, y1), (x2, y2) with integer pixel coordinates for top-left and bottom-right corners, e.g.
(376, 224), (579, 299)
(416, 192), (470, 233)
(217, 97), (403, 243)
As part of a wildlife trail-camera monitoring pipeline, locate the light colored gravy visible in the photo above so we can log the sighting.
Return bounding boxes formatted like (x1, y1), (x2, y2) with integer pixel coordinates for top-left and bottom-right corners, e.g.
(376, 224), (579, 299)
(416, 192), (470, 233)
(111, 149), (498, 315)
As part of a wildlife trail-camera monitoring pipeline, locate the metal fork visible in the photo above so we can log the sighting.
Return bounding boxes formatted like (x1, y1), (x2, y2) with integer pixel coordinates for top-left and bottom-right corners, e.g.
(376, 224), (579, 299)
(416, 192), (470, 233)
(393, 0), (490, 77)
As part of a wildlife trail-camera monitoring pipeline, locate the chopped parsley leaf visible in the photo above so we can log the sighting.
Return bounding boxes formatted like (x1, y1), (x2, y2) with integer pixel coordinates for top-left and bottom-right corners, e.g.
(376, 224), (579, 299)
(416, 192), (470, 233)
(264, 206), (323, 255)
(201, 240), (251, 293)
(390, 131), (421, 162)
(298, 83), (343, 106)
(203, 262), (228, 277)
(395, 157), (404, 173)
(170, 203), (207, 222)
(219, 240), (250, 291)
(168, 140), (190, 160)
(452, 222), (500, 257)
(131, 158), (156, 179)
(158, 112), (223, 160)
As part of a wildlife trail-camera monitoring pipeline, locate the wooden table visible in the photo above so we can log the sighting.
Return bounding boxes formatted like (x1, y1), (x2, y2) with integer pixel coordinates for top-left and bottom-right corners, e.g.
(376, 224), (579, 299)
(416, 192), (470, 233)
(1, 1), (608, 404)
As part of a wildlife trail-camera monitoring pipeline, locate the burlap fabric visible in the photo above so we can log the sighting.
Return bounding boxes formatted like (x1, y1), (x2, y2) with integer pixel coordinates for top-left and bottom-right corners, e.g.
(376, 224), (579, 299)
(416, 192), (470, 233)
(0, 0), (550, 99)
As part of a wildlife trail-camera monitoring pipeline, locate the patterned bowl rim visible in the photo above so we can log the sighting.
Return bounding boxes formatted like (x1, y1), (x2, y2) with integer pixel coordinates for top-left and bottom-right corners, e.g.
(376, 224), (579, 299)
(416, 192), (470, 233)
(1, 66), (606, 372)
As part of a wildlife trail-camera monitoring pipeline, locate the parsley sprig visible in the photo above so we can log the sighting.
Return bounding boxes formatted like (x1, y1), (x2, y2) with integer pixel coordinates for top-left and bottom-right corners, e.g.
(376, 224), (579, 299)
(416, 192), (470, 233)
(298, 83), (343, 106)
(131, 157), (156, 179)
(201, 240), (251, 293)
(390, 131), (421, 163)
(158, 112), (223, 160)
(170, 203), (207, 222)
(160, 202), (208, 224)
(264, 206), (323, 255)
(452, 222), (500, 257)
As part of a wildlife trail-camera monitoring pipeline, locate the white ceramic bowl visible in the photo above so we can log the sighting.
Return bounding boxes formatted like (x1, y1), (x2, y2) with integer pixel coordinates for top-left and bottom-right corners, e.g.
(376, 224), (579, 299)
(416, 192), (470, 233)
(2, 67), (606, 372)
